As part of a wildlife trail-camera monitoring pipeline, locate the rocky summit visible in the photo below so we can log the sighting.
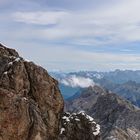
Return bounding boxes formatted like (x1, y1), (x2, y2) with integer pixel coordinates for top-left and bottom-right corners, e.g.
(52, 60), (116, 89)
(0, 43), (100, 140)
(66, 86), (140, 140)
(58, 111), (100, 140)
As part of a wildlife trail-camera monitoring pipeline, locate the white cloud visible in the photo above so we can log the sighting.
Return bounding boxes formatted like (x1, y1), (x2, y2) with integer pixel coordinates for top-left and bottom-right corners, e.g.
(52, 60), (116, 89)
(1, 0), (140, 71)
(60, 75), (95, 88)
(11, 0), (140, 44)
(13, 11), (69, 25)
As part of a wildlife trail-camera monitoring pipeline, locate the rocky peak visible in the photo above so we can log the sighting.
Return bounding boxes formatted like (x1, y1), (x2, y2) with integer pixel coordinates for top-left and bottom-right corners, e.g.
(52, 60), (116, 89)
(0, 43), (19, 57)
(66, 85), (140, 140)
(0, 44), (64, 140)
(58, 111), (100, 140)
(0, 44), (100, 140)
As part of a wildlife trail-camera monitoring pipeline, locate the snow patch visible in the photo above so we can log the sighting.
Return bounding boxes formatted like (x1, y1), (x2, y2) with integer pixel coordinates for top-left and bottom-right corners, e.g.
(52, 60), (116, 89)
(9, 56), (16, 59)
(75, 118), (80, 121)
(62, 116), (70, 122)
(8, 57), (21, 66)
(78, 111), (95, 123)
(78, 110), (85, 115)
(23, 97), (28, 101)
(93, 124), (100, 136)
(8, 62), (13, 65)
(3, 71), (8, 75)
(60, 128), (65, 134)
(15, 57), (20, 62)
(3, 57), (22, 75)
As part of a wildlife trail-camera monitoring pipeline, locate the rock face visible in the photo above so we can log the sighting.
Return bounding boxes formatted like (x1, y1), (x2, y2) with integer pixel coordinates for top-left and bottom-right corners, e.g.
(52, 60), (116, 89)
(66, 86), (140, 140)
(0, 43), (64, 140)
(58, 111), (100, 140)
(0, 43), (100, 140)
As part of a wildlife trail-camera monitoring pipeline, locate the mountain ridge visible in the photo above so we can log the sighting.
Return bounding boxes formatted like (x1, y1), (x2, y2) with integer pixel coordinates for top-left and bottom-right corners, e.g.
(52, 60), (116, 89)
(65, 85), (140, 140)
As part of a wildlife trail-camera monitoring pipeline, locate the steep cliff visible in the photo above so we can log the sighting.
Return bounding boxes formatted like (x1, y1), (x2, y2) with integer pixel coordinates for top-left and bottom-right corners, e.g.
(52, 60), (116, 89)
(0, 43), (100, 140)
(0, 43), (64, 140)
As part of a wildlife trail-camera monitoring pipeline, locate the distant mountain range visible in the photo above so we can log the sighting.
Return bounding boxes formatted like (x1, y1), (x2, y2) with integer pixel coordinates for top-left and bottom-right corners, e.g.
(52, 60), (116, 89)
(50, 70), (140, 107)
(51, 69), (140, 84)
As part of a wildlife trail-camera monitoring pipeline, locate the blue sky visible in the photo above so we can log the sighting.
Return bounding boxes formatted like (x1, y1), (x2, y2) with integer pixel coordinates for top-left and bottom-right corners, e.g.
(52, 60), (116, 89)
(1, 0), (140, 71)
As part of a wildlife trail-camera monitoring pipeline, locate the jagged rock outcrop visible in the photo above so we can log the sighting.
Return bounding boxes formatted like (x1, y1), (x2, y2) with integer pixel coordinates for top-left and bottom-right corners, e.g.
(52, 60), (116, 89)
(58, 111), (100, 140)
(66, 86), (140, 140)
(0, 43), (64, 140)
(0, 43), (100, 140)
